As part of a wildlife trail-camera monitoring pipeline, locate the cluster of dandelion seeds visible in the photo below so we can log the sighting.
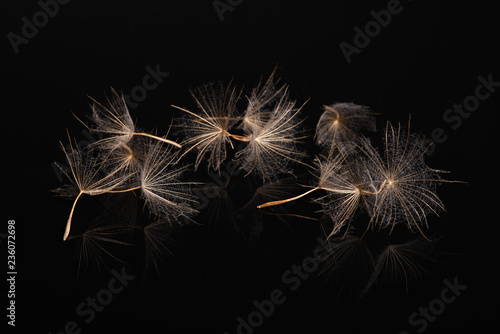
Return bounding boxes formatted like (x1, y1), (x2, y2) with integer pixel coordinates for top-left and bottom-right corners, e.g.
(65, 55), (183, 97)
(174, 70), (308, 182)
(54, 89), (197, 241)
(52, 70), (461, 288)
(259, 112), (456, 240)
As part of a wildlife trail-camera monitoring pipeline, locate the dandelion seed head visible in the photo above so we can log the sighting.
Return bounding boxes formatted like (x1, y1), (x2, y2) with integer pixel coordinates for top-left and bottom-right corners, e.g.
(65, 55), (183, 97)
(359, 121), (444, 234)
(315, 102), (376, 154)
(237, 86), (307, 181)
(176, 82), (241, 171)
(313, 154), (367, 237)
(54, 136), (135, 240)
(56, 138), (130, 196)
(241, 69), (285, 135)
(104, 138), (145, 181)
(139, 141), (198, 222)
(89, 89), (136, 152)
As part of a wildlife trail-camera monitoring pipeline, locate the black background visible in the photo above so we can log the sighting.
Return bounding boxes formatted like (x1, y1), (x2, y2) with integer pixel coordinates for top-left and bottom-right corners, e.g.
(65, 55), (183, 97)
(2, 0), (498, 333)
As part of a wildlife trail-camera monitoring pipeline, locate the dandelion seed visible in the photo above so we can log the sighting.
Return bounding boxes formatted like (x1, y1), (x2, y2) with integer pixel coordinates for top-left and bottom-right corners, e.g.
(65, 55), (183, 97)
(173, 82), (242, 171)
(358, 120), (450, 237)
(315, 103), (376, 154)
(257, 153), (370, 238)
(313, 154), (373, 237)
(138, 140), (199, 222)
(87, 88), (181, 151)
(103, 138), (145, 181)
(54, 136), (133, 241)
(241, 68), (285, 134)
(236, 86), (308, 181)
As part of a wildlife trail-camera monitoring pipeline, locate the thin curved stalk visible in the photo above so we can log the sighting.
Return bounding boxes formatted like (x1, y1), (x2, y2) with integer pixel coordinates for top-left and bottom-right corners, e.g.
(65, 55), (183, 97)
(63, 191), (83, 241)
(257, 187), (320, 208)
(134, 132), (182, 148)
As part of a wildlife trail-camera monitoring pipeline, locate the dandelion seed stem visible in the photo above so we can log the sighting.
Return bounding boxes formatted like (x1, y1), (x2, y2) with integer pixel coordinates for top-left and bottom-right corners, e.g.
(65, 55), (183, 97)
(134, 132), (182, 148)
(205, 116), (244, 121)
(64, 191), (83, 241)
(257, 187), (320, 208)
(121, 143), (133, 155)
(225, 132), (252, 142)
(359, 180), (387, 195)
(106, 186), (142, 194)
